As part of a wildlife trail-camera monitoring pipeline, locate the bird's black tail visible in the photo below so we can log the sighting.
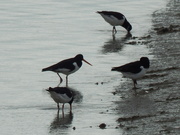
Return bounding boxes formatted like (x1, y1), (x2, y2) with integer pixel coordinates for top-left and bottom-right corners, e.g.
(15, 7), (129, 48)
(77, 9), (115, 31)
(46, 87), (53, 92)
(42, 67), (51, 72)
(111, 67), (118, 71)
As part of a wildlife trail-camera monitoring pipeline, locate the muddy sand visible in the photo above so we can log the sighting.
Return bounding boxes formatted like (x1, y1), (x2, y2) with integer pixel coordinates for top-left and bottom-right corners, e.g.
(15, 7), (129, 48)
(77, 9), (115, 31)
(114, 0), (180, 134)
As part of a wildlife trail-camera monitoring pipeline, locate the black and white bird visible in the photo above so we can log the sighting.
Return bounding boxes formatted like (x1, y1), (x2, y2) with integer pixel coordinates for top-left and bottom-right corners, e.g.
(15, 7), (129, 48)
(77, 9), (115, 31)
(97, 11), (132, 34)
(42, 54), (92, 85)
(46, 87), (74, 111)
(111, 57), (150, 88)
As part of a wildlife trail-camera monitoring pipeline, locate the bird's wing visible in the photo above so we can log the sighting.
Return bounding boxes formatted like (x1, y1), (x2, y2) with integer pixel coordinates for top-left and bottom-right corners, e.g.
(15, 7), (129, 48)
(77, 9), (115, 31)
(100, 11), (125, 20)
(112, 61), (142, 73)
(57, 93), (72, 103)
(54, 87), (72, 98)
(47, 58), (75, 71)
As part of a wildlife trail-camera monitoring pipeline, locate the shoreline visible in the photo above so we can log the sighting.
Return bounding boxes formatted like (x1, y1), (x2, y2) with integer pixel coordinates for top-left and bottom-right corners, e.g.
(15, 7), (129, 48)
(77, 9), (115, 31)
(115, 0), (180, 134)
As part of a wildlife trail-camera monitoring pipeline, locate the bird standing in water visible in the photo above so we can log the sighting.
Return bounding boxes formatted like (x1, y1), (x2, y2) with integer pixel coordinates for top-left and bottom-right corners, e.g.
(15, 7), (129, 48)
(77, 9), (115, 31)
(46, 87), (74, 112)
(97, 11), (132, 35)
(111, 57), (150, 88)
(42, 54), (92, 86)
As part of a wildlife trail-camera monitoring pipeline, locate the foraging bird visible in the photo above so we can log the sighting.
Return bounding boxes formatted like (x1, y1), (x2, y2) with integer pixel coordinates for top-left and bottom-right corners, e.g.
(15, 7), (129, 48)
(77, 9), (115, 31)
(42, 54), (92, 85)
(97, 11), (132, 34)
(46, 87), (74, 111)
(111, 57), (150, 88)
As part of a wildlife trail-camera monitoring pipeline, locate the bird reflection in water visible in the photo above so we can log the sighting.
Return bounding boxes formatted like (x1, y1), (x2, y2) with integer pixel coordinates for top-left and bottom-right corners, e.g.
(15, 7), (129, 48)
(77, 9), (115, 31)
(49, 110), (73, 134)
(102, 33), (132, 54)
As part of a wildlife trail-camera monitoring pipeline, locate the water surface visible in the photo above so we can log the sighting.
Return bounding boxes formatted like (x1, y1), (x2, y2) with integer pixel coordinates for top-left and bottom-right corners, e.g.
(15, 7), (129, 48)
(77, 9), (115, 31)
(0, 0), (167, 134)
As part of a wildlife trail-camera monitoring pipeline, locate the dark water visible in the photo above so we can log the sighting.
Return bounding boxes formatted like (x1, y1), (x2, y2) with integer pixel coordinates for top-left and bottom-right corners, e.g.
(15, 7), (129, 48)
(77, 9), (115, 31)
(0, 0), (168, 134)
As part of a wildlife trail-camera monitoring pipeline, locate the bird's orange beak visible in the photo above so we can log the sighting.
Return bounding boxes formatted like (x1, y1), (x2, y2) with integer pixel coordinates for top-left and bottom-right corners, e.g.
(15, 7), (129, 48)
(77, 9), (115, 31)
(83, 59), (92, 66)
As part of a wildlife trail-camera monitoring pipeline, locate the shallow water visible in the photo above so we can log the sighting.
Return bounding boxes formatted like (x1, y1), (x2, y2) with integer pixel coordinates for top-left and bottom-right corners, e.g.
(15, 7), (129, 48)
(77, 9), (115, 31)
(0, 0), (168, 134)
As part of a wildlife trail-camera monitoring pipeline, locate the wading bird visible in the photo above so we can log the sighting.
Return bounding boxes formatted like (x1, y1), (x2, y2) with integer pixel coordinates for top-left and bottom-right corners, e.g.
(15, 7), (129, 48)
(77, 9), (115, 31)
(97, 11), (132, 35)
(111, 57), (150, 88)
(46, 87), (74, 112)
(42, 54), (92, 86)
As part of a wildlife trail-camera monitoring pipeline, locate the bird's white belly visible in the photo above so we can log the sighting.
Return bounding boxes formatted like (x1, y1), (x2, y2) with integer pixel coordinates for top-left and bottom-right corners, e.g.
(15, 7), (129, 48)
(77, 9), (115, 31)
(100, 14), (125, 26)
(68, 62), (80, 74)
(122, 68), (147, 80)
(50, 92), (72, 103)
(56, 62), (80, 75)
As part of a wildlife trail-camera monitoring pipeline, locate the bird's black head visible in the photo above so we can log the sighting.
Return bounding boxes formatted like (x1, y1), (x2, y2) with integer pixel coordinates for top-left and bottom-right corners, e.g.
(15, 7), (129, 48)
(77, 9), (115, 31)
(122, 19), (132, 32)
(74, 54), (84, 61)
(126, 24), (132, 32)
(140, 57), (150, 68)
(75, 54), (92, 66)
(69, 97), (74, 105)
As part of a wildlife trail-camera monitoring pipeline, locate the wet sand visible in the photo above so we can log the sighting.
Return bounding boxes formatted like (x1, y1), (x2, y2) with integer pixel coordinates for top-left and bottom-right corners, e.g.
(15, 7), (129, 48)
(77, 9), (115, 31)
(114, 0), (180, 134)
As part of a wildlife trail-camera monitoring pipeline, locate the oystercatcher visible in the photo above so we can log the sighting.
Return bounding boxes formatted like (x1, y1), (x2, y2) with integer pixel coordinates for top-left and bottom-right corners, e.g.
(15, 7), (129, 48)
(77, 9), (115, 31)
(97, 11), (132, 34)
(42, 54), (92, 85)
(46, 87), (74, 111)
(111, 57), (150, 88)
